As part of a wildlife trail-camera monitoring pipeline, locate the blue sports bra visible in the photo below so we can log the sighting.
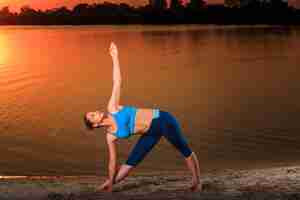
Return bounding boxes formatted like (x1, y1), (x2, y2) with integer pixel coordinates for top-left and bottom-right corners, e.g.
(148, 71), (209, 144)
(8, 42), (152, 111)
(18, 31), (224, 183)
(110, 106), (137, 139)
(110, 106), (160, 139)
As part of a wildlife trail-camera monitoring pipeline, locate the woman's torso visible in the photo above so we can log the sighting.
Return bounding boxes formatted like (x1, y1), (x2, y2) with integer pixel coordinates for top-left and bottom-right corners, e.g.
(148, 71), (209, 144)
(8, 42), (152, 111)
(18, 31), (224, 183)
(108, 106), (158, 138)
(134, 108), (156, 134)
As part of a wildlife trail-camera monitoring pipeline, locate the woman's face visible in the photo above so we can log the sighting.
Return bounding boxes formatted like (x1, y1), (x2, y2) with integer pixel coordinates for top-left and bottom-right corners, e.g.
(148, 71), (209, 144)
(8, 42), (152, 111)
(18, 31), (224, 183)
(86, 111), (104, 127)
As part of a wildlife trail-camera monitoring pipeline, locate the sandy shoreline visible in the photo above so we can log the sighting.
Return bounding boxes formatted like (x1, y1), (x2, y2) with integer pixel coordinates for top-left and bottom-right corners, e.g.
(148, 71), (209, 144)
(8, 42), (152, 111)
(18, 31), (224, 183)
(1, 165), (300, 200)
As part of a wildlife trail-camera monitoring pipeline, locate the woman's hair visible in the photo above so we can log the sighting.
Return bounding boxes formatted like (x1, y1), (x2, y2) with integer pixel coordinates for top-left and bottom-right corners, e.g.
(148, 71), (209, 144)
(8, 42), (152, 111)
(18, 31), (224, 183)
(84, 114), (95, 130)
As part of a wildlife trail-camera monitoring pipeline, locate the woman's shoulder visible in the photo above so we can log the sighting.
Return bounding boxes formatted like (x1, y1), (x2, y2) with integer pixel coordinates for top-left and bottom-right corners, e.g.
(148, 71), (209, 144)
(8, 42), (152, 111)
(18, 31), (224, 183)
(108, 105), (140, 115)
(119, 105), (138, 111)
(108, 105), (125, 114)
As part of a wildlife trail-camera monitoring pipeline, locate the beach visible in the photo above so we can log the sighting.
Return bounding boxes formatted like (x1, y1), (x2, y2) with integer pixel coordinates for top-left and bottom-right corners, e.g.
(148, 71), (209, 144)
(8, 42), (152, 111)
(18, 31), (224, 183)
(1, 165), (300, 200)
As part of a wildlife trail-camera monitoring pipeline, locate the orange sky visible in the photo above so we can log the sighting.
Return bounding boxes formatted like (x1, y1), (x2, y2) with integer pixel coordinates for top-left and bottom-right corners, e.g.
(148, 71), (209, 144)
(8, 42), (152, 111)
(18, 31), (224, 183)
(0, 0), (298, 11)
(0, 0), (217, 11)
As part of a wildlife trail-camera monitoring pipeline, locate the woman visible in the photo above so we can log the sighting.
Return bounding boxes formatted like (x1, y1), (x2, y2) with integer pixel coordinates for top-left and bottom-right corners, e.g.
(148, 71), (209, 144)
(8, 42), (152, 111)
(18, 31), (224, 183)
(84, 42), (201, 192)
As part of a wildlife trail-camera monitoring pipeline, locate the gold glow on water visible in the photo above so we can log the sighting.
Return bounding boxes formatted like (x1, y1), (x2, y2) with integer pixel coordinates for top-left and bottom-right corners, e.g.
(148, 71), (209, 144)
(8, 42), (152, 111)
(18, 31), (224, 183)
(0, 33), (9, 67)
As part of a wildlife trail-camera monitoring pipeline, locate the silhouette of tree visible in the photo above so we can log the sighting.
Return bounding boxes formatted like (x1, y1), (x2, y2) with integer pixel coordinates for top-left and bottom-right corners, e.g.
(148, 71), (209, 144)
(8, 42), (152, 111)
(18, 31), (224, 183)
(0, 6), (15, 24)
(53, 6), (71, 16)
(43, 6), (72, 25)
(73, 3), (90, 16)
(245, 0), (262, 9)
(19, 6), (38, 16)
(170, 0), (184, 10)
(225, 0), (241, 8)
(0, 1), (297, 25)
(187, 0), (206, 10)
(18, 6), (45, 24)
(0, 6), (12, 17)
(119, 3), (132, 11)
(149, 0), (168, 10)
(271, 0), (288, 9)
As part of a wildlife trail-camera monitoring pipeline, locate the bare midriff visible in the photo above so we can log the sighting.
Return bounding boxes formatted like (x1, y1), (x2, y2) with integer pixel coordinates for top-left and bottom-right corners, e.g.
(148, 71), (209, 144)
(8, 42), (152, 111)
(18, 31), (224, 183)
(134, 108), (155, 135)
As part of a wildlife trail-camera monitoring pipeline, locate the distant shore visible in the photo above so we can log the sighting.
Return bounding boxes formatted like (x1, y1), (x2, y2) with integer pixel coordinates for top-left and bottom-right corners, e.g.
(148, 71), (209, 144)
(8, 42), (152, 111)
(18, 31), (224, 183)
(1, 165), (300, 200)
(0, 2), (299, 26)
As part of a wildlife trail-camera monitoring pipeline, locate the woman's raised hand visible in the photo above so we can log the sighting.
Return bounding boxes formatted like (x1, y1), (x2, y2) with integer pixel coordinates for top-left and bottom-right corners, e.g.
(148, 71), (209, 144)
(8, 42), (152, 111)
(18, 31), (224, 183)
(109, 42), (118, 59)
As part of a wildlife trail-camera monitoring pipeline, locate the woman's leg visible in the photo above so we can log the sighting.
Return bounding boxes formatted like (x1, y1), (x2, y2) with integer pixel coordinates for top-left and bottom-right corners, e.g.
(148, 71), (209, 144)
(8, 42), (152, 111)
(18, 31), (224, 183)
(160, 111), (201, 191)
(114, 164), (133, 184)
(125, 132), (162, 167)
(185, 152), (202, 191)
(114, 122), (162, 184)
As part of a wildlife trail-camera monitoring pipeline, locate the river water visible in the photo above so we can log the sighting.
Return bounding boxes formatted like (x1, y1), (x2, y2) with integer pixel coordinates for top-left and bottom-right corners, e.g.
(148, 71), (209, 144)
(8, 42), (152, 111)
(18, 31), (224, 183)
(0, 25), (300, 176)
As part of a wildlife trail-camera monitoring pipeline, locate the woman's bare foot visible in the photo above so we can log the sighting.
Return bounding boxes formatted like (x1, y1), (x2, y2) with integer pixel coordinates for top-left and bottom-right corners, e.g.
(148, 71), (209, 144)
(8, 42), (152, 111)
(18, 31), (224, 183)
(95, 180), (113, 192)
(190, 179), (202, 192)
(95, 185), (113, 193)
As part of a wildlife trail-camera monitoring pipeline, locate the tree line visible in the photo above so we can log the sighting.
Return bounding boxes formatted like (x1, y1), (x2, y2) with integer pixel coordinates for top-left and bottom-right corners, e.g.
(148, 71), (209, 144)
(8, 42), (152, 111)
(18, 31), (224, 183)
(0, 0), (299, 25)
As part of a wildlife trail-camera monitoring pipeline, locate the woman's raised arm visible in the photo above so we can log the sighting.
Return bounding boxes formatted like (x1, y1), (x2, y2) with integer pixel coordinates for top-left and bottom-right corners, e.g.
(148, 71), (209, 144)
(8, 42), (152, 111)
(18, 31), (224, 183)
(107, 42), (122, 113)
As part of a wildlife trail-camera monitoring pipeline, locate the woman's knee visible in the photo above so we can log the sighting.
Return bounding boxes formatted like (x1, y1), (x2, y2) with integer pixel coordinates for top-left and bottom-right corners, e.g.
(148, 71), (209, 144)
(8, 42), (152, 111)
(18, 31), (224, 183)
(120, 164), (134, 172)
(184, 150), (194, 159)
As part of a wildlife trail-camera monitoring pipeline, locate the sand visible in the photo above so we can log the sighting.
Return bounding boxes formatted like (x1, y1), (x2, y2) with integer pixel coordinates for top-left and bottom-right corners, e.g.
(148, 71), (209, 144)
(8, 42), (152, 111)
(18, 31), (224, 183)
(1, 165), (300, 200)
